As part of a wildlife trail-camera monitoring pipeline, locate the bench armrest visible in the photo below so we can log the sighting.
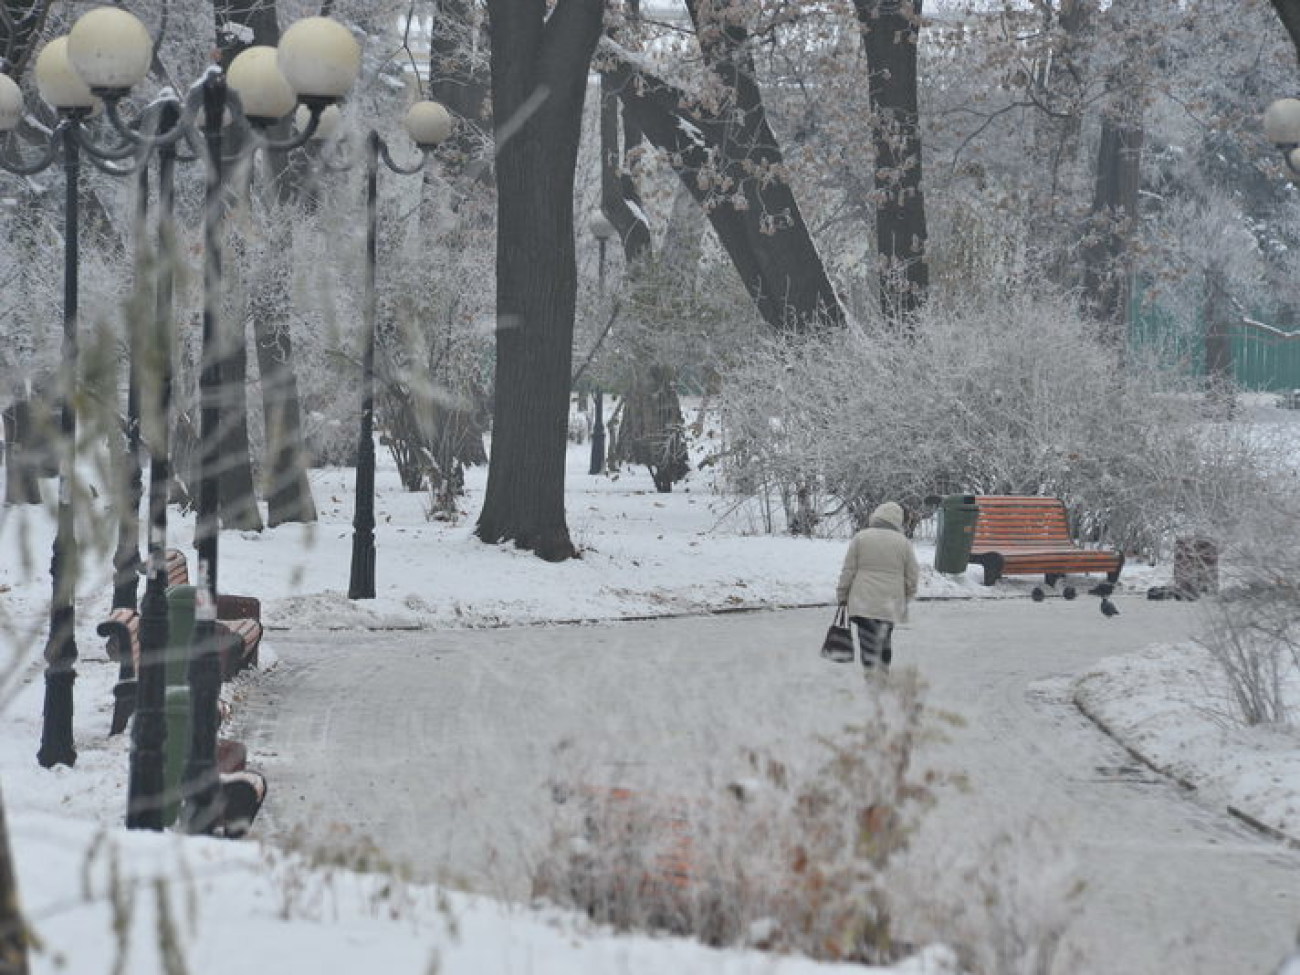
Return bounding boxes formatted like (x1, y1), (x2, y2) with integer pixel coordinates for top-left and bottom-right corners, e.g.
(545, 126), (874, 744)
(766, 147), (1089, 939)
(96, 609), (140, 663)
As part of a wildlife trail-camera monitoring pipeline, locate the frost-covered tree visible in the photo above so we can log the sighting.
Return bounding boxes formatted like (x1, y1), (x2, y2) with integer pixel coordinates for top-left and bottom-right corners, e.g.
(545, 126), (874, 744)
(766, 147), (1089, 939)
(855, 0), (929, 325)
(596, 2), (844, 335)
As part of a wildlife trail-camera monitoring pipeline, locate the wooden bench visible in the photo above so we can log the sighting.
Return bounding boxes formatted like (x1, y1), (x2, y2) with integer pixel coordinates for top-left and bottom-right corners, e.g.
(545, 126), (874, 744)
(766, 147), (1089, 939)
(97, 549), (269, 836)
(98, 548), (263, 734)
(968, 495), (1124, 587)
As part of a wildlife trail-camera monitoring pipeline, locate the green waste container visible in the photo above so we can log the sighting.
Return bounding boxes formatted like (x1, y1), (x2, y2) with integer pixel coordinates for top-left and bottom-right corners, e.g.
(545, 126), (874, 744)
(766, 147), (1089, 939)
(934, 494), (979, 574)
(165, 585), (198, 687)
(160, 587), (199, 825)
(162, 686), (191, 826)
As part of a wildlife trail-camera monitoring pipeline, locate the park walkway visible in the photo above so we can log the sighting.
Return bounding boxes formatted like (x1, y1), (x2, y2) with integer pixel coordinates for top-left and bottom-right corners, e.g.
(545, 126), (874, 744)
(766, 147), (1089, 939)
(236, 599), (1300, 974)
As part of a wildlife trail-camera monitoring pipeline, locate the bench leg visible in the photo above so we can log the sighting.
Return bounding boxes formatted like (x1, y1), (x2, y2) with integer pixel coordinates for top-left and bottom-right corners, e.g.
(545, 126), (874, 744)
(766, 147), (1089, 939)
(109, 680), (136, 736)
(971, 554), (1003, 586)
(1107, 555), (1124, 584)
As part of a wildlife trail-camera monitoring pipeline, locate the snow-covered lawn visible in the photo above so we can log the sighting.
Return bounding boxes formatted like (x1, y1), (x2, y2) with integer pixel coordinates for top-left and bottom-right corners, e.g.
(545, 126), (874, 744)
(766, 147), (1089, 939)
(1, 420), (1296, 974)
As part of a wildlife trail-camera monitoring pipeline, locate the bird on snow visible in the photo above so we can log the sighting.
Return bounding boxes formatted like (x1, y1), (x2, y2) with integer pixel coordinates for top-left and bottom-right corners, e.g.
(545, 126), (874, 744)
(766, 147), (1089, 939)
(1100, 597), (1119, 618)
(1088, 582), (1115, 597)
(1031, 586), (1045, 602)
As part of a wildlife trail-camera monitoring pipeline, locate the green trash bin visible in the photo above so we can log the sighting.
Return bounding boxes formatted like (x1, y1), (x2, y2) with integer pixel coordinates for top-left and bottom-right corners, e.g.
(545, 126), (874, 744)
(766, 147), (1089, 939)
(160, 586), (199, 825)
(165, 585), (198, 687)
(162, 685), (191, 826)
(934, 494), (979, 574)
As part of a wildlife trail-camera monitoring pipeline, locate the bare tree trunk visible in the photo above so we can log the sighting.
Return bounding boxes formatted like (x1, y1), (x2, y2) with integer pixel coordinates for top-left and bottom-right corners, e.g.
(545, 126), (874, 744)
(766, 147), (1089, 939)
(476, 0), (603, 561)
(1081, 106), (1143, 346)
(251, 300), (317, 526)
(203, 0), (278, 534)
(854, 0), (929, 327)
(215, 315), (264, 530)
(1269, 0), (1300, 62)
(599, 8), (651, 261)
(1203, 266), (1234, 411)
(598, 32), (843, 334)
(0, 783), (29, 975)
(598, 10), (688, 489)
(429, 0), (491, 177)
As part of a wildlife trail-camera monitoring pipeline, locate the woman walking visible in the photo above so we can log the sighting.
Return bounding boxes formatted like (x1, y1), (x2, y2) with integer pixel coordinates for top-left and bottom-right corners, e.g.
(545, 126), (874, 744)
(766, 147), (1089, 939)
(835, 501), (919, 671)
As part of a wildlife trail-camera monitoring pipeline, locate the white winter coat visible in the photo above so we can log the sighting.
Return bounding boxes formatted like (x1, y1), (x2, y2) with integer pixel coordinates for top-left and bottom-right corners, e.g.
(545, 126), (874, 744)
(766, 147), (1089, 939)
(835, 502), (919, 624)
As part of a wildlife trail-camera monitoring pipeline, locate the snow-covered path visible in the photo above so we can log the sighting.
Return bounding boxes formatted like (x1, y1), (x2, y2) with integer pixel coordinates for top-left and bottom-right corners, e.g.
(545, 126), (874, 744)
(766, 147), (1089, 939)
(906, 598), (1300, 974)
(237, 599), (1300, 974)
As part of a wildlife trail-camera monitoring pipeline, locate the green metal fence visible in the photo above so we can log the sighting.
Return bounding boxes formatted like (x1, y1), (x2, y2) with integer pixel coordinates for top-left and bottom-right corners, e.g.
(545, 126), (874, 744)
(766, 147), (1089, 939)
(1130, 290), (1300, 392)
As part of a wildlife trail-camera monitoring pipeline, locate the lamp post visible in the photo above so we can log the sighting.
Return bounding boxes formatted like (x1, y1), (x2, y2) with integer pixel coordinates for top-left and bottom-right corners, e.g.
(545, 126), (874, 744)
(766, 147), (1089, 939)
(0, 33), (150, 769)
(588, 212), (615, 476)
(55, 6), (360, 828)
(348, 101), (452, 599)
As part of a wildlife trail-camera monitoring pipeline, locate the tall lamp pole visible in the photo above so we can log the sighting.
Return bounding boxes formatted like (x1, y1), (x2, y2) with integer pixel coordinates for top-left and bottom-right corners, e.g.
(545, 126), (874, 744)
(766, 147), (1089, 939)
(588, 213), (615, 476)
(349, 102), (452, 600)
(0, 37), (149, 769)
(52, 7), (360, 828)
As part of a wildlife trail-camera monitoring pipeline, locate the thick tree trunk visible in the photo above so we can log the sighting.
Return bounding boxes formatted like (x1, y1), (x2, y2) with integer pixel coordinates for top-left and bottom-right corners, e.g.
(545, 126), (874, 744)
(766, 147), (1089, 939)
(476, 0), (603, 561)
(203, 0), (275, 533)
(429, 0), (491, 177)
(854, 0), (929, 327)
(598, 38), (843, 335)
(1081, 107), (1143, 346)
(617, 365), (689, 493)
(1269, 0), (1300, 62)
(215, 315), (263, 531)
(599, 31), (650, 260)
(211, 0), (317, 531)
(1203, 266), (1233, 395)
(1030, 0), (1093, 284)
(598, 23), (688, 490)
(252, 310), (316, 527)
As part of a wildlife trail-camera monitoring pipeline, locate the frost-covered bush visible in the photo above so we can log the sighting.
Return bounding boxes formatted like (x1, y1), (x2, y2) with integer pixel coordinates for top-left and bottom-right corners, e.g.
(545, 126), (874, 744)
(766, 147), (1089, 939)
(532, 671), (952, 965)
(1195, 490), (1300, 727)
(716, 286), (1268, 555)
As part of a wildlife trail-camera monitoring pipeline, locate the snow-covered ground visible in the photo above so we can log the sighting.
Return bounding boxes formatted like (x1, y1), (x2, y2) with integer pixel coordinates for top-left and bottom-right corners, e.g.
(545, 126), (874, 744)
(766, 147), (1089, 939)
(1, 404), (1297, 974)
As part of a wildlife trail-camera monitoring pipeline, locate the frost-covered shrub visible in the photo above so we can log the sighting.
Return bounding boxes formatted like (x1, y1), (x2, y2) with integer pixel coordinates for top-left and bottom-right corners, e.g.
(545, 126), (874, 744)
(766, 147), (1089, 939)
(716, 286), (1268, 555)
(1195, 491), (1300, 727)
(532, 670), (951, 965)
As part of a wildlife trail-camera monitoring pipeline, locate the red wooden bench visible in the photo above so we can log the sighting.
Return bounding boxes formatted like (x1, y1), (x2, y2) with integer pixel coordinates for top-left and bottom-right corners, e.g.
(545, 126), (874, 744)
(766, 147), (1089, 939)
(968, 495), (1124, 587)
(98, 548), (263, 734)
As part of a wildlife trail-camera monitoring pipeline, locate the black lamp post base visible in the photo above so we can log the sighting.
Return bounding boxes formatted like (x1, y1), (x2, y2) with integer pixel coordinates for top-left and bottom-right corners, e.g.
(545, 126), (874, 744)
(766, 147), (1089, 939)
(348, 536), (376, 599)
(589, 389), (606, 476)
(37, 668), (77, 768)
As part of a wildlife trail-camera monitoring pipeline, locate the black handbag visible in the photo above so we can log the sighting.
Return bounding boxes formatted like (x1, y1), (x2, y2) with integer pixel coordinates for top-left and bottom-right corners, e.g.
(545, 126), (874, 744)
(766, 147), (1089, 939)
(820, 605), (855, 663)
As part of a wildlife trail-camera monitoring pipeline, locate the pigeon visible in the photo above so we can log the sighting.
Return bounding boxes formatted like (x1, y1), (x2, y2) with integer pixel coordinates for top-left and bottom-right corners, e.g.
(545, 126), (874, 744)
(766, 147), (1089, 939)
(1088, 582), (1115, 597)
(1062, 586), (1078, 600)
(1031, 586), (1045, 602)
(1100, 597), (1119, 618)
